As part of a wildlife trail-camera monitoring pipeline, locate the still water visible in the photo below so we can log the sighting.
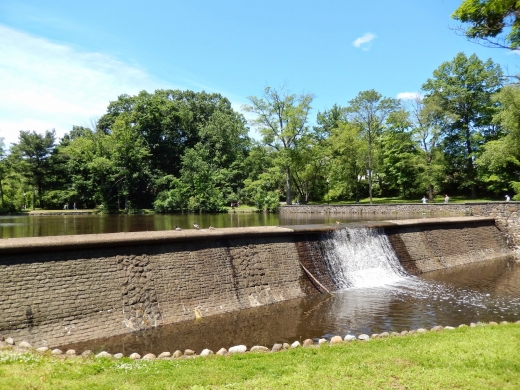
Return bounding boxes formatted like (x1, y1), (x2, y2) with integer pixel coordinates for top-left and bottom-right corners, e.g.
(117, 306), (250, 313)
(0, 212), (448, 238)
(59, 258), (520, 356)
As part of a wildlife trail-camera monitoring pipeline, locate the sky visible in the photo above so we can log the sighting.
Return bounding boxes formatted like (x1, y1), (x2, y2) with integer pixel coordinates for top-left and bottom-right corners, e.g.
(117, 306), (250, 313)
(1, 0), (519, 148)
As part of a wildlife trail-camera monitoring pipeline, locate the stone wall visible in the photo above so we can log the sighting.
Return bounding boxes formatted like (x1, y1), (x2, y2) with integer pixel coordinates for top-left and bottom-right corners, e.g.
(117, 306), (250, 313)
(281, 202), (520, 247)
(0, 218), (513, 348)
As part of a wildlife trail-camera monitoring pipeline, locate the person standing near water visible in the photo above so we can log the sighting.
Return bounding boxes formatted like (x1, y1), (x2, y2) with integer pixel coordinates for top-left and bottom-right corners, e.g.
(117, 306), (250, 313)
(422, 196), (427, 204)
(505, 194), (510, 201)
(444, 194), (449, 203)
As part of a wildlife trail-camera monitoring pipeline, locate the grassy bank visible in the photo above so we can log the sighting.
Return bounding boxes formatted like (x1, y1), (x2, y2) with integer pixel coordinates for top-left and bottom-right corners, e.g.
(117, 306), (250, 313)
(1, 324), (519, 389)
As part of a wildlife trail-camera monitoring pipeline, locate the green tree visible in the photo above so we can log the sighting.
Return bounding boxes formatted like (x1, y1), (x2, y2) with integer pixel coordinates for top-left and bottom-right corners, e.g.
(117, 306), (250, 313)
(422, 52), (503, 197)
(409, 97), (447, 200)
(346, 90), (400, 204)
(453, 0), (520, 50)
(477, 85), (520, 197)
(244, 86), (314, 205)
(11, 130), (56, 209)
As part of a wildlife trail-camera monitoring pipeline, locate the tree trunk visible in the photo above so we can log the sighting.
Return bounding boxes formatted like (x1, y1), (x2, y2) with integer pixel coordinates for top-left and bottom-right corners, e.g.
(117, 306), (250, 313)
(285, 166), (292, 205)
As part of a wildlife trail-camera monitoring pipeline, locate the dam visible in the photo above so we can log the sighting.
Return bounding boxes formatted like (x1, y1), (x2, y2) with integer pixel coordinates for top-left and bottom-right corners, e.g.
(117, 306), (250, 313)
(1, 206), (518, 353)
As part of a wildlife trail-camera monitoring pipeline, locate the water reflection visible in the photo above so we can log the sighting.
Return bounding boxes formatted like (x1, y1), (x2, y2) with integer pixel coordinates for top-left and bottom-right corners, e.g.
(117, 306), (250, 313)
(59, 258), (520, 355)
(0, 212), (450, 238)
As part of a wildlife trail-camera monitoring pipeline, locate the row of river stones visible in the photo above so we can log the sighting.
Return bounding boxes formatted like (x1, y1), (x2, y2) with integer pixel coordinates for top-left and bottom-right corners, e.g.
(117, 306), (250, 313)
(2, 321), (518, 360)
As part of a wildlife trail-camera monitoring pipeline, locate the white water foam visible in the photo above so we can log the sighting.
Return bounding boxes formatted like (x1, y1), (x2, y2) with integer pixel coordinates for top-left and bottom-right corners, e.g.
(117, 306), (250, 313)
(323, 228), (409, 289)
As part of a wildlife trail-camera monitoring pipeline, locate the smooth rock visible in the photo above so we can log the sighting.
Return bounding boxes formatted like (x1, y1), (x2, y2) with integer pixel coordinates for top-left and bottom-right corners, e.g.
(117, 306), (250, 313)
(330, 336), (343, 344)
(81, 350), (93, 357)
(391, 331), (400, 336)
(18, 341), (31, 349)
(184, 349), (195, 356)
(200, 349), (213, 356)
(358, 334), (370, 341)
(66, 349), (76, 356)
(303, 339), (314, 347)
(489, 321), (498, 326)
(416, 328), (427, 333)
(408, 330), (416, 334)
(250, 346), (269, 352)
(282, 343), (290, 350)
(500, 321), (509, 325)
(142, 353), (156, 360)
(378, 332), (389, 338)
(516, 320), (520, 324)
(114, 353), (124, 359)
(51, 349), (63, 355)
(96, 351), (112, 358)
(216, 348), (227, 356)
(129, 353), (141, 360)
(172, 350), (183, 358)
(228, 345), (247, 354)
(5, 337), (14, 345)
(272, 343), (283, 352)
(459, 324), (467, 328)
(344, 335), (356, 342)
(291, 341), (301, 348)
(371, 334), (379, 339)
(158, 352), (171, 359)
(431, 326), (443, 332)
(400, 331), (409, 336)
(36, 347), (49, 353)
(318, 338), (328, 345)
(470, 323), (477, 327)
(445, 326), (455, 330)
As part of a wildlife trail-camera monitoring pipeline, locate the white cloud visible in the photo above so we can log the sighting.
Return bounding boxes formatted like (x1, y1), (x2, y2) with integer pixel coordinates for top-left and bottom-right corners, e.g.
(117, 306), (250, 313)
(396, 92), (423, 101)
(0, 24), (179, 148)
(353, 33), (376, 50)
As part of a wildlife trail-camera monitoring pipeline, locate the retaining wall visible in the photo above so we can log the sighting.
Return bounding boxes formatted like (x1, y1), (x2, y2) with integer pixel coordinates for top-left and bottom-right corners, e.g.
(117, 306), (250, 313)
(281, 202), (520, 247)
(0, 218), (512, 348)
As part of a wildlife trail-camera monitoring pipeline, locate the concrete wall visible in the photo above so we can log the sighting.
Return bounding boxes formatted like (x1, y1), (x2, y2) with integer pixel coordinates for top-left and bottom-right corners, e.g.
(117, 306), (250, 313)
(0, 218), (512, 348)
(281, 202), (520, 247)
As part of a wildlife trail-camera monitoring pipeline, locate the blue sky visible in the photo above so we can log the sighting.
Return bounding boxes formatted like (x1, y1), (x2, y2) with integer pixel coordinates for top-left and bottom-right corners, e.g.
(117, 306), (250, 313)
(1, 0), (519, 147)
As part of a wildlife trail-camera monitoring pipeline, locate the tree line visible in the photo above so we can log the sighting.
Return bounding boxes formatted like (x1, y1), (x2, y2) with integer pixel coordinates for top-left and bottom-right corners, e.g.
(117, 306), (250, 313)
(0, 51), (519, 213)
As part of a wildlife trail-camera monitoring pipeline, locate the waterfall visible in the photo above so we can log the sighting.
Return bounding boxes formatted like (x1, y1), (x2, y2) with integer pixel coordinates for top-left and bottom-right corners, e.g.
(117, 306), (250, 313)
(323, 228), (409, 289)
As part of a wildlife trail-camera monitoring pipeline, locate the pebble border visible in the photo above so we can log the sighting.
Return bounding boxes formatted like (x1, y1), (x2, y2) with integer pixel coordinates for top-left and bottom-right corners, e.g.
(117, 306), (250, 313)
(1, 320), (519, 360)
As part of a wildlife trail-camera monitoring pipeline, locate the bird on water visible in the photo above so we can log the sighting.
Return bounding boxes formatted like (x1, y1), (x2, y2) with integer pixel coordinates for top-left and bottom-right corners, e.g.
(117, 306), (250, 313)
(193, 223), (200, 230)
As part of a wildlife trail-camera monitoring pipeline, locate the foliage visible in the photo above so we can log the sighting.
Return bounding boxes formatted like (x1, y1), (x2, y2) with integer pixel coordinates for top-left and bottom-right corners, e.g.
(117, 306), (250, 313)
(422, 52), (503, 197)
(244, 86), (314, 205)
(453, 0), (520, 50)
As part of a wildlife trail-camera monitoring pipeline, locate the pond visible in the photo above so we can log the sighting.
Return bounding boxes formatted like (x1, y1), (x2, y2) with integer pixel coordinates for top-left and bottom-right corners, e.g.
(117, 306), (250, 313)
(58, 257), (520, 356)
(0, 211), (451, 238)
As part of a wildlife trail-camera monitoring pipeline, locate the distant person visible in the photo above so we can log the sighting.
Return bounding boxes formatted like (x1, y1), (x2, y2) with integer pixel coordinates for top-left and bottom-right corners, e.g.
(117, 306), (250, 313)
(444, 194), (449, 203)
(505, 194), (510, 202)
(73, 202), (77, 210)
(421, 196), (427, 204)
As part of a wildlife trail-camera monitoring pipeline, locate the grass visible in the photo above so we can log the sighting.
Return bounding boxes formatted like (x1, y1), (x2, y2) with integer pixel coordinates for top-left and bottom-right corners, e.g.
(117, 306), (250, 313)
(1, 324), (519, 389)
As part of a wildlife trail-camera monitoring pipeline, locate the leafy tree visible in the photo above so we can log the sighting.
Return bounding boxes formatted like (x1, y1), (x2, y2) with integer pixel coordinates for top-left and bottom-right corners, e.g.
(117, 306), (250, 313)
(328, 122), (367, 202)
(11, 130), (56, 208)
(409, 97), (447, 200)
(379, 110), (419, 198)
(477, 85), (520, 197)
(244, 86), (314, 205)
(453, 0), (520, 50)
(346, 90), (400, 204)
(422, 52), (503, 197)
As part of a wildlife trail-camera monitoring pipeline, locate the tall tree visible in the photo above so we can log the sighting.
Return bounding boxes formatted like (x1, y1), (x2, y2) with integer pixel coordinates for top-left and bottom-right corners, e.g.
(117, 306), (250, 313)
(244, 86), (314, 205)
(346, 90), (400, 204)
(422, 52), (503, 197)
(453, 0), (520, 50)
(11, 130), (56, 208)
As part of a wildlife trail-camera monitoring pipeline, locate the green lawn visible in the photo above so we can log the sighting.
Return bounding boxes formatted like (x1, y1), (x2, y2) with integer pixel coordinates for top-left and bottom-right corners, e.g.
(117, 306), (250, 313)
(1, 323), (519, 389)
(309, 195), (504, 205)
